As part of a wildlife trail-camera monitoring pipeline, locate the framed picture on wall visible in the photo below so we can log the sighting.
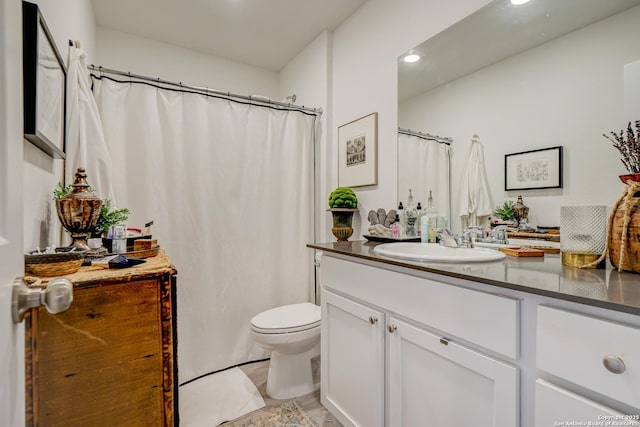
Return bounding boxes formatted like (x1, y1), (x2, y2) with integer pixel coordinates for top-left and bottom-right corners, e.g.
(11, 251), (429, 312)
(338, 112), (378, 187)
(505, 146), (562, 191)
(22, 1), (66, 159)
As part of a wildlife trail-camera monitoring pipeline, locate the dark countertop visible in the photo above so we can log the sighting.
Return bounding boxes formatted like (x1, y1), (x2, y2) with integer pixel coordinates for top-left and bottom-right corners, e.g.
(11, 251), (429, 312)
(307, 240), (640, 316)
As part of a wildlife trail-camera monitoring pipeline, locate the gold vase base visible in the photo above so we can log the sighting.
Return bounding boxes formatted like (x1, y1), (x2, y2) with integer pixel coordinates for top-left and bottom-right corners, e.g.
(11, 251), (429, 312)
(561, 252), (605, 269)
(332, 227), (353, 242)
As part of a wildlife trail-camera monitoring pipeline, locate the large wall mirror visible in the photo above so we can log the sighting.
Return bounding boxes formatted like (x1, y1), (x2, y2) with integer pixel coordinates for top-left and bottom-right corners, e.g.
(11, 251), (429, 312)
(398, 0), (640, 231)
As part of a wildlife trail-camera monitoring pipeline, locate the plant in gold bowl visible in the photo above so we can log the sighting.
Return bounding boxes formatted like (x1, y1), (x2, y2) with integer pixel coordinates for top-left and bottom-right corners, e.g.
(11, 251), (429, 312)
(602, 120), (640, 272)
(327, 187), (358, 241)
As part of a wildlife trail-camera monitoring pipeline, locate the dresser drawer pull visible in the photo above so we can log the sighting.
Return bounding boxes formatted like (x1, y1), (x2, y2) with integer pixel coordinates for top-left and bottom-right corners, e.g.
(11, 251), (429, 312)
(603, 355), (626, 374)
(388, 324), (397, 333)
(368, 315), (378, 325)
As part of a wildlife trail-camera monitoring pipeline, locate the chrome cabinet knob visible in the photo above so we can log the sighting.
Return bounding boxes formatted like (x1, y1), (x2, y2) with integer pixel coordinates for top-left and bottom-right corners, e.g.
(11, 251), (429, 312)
(368, 315), (378, 325)
(603, 355), (626, 374)
(388, 324), (397, 333)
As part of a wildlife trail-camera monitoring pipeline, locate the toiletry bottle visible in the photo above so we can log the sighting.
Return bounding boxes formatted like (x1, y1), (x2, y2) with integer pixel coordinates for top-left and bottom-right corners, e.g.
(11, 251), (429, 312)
(425, 190), (438, 243)
(405, 189), (417, 237)
(391, 214), (403, 238)
(420, 215), (429, 243)
(416, 202), (423, 237)
(112, 224), (127, 254)
(397, 202), (406, 238)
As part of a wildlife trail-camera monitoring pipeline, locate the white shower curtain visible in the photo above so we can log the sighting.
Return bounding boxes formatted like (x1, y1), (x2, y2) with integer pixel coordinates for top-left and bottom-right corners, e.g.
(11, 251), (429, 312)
(398, 132), (450, 220)
(92, 76), (317, 382)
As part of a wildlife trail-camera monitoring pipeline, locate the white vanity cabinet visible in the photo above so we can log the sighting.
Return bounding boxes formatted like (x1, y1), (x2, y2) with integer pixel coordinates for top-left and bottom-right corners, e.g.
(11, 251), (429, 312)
(319, 255), (519, 427)
(535, 305), (640, 426)
(386, 317), (518, 427)
(322, 290), (385, 427)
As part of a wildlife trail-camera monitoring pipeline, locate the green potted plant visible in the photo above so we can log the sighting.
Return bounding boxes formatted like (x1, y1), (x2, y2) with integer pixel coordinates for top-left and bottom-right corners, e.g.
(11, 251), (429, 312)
(328, 187), (358, 241)
(493, 200), (516, 223)
(92, 199), (130, 238)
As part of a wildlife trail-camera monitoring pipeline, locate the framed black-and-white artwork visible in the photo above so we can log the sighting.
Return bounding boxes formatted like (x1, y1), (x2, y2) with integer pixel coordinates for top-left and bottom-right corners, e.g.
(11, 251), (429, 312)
(505, 146), (562, 191)
(22, 1), (66, 159)
(338, 112), (378, 187)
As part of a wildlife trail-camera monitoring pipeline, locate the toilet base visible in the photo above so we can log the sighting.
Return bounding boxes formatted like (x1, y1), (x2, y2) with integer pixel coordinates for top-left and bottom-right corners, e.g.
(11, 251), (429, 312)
(266, 343), (320, 400)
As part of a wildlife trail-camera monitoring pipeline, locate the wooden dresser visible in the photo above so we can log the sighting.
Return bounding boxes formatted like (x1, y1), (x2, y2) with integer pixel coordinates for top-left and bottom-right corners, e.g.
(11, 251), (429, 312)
(24, 251), (178, 426)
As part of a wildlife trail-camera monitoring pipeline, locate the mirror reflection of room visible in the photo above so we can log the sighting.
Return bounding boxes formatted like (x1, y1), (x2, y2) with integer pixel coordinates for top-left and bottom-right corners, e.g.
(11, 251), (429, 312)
(398, 0), (640, 232)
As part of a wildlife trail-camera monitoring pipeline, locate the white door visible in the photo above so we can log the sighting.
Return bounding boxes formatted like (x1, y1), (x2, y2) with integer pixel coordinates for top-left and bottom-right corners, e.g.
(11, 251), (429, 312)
(0, 0), (26, 425)
(321, 290), (385, 427)
(387, 317), (519, 427)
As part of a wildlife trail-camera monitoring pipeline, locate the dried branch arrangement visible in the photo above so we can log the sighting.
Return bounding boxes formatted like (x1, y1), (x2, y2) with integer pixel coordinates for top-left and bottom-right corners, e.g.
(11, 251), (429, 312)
(603, 120), (640, 174)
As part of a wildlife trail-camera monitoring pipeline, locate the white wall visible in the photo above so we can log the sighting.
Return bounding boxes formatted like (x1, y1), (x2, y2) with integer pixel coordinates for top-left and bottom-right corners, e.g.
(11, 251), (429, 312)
(330, 0), (491, 240)
(279, 31), (333, 241)
(95, 28), (279, 99)
(399, 6), (640, 230)
(23, 0), (96, 251)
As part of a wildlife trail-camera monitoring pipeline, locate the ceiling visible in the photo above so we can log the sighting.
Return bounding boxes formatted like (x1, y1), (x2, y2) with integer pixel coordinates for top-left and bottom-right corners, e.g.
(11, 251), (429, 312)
(91, 0), (367, 71)
(398, 0), (640, 101)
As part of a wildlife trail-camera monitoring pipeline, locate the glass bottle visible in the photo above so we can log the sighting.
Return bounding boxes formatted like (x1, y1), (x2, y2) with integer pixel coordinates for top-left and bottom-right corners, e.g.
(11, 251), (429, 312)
(405, 189), (417, 237)
(424, 190), (438, 243)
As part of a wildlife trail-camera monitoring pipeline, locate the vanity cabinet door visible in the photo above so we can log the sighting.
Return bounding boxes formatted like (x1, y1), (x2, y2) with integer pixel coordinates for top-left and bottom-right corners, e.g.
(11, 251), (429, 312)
(387, 317), (518, 427)
(321, 290), (385, 427)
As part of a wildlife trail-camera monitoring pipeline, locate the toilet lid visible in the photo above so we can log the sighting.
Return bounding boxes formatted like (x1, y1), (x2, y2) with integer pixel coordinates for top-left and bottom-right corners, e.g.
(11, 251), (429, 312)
(250, 302), (321, 334)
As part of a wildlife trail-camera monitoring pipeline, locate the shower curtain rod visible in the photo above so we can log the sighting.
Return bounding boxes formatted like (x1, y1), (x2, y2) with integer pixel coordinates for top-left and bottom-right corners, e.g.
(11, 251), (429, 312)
(398, 127), (452, 145)
(87, 65), (322, 115)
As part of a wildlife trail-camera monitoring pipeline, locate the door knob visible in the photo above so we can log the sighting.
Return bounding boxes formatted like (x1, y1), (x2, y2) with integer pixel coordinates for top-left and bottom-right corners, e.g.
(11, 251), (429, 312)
(12, 277), (73, 323)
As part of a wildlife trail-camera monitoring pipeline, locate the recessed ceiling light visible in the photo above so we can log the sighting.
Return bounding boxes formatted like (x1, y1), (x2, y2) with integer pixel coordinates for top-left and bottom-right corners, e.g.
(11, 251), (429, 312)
(511, 0), (530, 5)
(403, 53), (420, 63)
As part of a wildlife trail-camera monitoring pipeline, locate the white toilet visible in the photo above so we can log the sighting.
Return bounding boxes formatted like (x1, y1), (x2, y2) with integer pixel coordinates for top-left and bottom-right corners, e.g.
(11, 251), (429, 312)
(250, 302), (321, 399)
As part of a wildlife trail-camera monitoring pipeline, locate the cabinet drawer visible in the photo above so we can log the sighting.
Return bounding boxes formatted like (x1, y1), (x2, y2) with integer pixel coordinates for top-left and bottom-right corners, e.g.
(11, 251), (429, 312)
(537, 305), (640, 409)
(535, 380), (639, 426)
(321, 256), (519, 359)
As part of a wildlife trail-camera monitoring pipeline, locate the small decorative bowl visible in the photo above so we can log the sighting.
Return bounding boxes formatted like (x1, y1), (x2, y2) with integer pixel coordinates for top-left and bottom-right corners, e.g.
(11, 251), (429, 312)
(25, 247), (87, 277)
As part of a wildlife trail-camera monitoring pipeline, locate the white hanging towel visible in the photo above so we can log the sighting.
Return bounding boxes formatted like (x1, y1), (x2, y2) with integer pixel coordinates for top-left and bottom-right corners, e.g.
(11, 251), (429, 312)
(65, 46), (116, 202)
(459, 134), (493, 228)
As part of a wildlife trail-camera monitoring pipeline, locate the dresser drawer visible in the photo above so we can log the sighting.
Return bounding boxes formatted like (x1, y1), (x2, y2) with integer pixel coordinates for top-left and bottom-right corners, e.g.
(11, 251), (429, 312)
(321, 256), (519, 359)
(537, 305), (640, 409)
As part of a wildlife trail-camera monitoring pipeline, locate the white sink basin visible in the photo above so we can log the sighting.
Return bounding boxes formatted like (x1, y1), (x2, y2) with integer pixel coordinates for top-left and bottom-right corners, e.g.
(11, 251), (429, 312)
(373, 242), (506, 263)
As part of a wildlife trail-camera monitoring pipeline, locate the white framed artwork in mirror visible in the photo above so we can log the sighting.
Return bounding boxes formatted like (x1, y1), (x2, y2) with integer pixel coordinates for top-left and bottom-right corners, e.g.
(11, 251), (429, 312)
(338, 112), (377, 187)
(505, 146), (563, 191)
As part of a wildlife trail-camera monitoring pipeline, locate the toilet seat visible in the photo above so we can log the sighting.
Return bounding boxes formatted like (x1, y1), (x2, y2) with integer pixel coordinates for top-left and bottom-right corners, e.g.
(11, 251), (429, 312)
(250, 302), (320, 334)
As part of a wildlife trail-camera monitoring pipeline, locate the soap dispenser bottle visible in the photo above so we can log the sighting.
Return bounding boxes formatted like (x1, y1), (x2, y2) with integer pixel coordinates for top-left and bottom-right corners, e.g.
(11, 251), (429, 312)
(416, 202), (423, 237)
(397, 201), (407, 237)
(391, 214), (403, 238)
(405, 189), (417, 237)
(425, 190), (438, 243)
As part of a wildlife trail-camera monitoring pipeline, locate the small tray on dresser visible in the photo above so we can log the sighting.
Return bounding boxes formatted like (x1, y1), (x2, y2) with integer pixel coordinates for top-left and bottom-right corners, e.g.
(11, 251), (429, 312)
(121, 246), (160, 259)
(363, 235), (421, 243)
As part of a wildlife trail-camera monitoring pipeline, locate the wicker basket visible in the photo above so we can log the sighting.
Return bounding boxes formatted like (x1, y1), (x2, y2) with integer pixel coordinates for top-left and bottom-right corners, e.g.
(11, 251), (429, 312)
(25, 248), (87, 277)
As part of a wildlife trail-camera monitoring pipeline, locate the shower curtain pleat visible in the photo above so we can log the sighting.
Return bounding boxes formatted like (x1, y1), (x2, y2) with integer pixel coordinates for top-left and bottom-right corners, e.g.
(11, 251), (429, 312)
(398, 133), (450, 220)
(92, 77), (316, 382)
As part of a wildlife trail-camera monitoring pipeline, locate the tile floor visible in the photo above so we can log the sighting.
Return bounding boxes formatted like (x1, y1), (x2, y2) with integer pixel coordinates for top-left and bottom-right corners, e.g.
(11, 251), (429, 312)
(235, 359), (343, 427)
